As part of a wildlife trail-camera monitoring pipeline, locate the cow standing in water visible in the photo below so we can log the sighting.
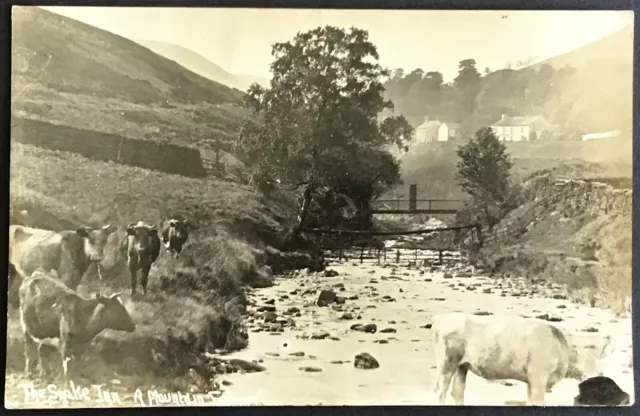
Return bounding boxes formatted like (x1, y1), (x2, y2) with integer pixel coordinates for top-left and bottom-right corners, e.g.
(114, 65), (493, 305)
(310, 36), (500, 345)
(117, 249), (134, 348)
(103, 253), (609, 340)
(123, 221), (160, 297)
(19, 270), (135, 383)
(8, 224), (117, 293)
(431, 312), (601, 406)
(160, 219), (189, 258)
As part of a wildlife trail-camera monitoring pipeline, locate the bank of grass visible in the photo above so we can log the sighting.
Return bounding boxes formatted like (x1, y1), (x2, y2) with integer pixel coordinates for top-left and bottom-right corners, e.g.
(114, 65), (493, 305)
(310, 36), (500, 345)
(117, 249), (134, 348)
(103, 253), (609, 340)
(7, 143), (303, 388)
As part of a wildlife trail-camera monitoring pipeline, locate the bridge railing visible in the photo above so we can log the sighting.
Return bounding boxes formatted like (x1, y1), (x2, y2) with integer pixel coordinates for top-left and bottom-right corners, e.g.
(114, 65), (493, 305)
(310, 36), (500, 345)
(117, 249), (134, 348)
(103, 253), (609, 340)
(372, 199), (465, 212)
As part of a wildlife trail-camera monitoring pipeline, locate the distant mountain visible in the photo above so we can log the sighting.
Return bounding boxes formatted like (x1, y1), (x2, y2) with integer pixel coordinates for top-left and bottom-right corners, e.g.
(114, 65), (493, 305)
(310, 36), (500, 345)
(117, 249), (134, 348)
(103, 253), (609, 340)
(135, 39), (270, 92)
(12, 7), (247, 149)
(531, 25), (633, 70)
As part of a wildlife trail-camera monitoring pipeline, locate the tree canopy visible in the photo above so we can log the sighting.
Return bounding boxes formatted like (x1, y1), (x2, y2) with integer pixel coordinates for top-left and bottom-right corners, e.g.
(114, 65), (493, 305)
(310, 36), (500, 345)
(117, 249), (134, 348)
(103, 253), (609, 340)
(455, 127), (516, 228)
(381, 58), (632, 140)
(239, 26), (412, 235)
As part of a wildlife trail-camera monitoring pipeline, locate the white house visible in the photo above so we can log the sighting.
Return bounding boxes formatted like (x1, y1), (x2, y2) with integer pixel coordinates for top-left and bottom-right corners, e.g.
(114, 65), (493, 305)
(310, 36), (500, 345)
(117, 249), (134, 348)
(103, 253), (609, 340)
(415, 117), (460, 143)
(437, 122), (460, 142)
(415, 116), (442, 143)
(489, 114), (552, 141)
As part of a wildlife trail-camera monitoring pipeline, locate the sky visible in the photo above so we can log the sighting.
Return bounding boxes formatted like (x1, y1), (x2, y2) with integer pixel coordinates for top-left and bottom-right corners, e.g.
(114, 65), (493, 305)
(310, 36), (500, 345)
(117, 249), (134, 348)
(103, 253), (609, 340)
(40, 6), (633, 82)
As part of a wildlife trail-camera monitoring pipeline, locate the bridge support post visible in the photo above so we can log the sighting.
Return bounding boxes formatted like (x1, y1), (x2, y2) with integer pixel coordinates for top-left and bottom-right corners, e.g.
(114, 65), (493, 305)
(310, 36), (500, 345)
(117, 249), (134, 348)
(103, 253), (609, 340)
(409, 184), (417, 212)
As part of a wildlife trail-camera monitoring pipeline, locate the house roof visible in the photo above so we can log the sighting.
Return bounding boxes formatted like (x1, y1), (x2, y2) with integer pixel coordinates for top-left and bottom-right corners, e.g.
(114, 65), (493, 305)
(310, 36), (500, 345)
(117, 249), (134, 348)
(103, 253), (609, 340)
(417, 119), (442, 130)
(491, 114), (552, 130)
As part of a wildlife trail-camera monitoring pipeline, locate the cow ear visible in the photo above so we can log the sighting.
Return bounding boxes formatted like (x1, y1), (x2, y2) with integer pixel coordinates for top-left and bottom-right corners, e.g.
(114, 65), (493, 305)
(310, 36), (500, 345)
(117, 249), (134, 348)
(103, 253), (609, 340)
(76, 228), (89, 238)
(126, 227), (136, 236)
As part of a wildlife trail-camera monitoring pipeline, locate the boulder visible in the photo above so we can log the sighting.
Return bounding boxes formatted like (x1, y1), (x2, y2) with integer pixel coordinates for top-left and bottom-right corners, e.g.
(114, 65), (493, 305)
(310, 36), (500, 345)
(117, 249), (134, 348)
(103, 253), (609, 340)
(354, 353), (379, 369)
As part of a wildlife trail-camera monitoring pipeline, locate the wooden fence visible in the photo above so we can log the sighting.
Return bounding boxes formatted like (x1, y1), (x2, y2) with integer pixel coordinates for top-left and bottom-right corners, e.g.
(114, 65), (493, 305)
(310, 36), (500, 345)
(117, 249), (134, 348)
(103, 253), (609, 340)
(323, 245), (463, 266)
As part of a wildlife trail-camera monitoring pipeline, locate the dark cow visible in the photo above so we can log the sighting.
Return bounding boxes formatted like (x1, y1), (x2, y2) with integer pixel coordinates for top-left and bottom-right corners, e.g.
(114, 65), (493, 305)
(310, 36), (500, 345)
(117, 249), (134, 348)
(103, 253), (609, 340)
(573, 376), (630, 406)
(160, 219), (189, 258)
(123, 221), (161, 296)
(19, 270), (135, 382)
(9, 224), (117, 291)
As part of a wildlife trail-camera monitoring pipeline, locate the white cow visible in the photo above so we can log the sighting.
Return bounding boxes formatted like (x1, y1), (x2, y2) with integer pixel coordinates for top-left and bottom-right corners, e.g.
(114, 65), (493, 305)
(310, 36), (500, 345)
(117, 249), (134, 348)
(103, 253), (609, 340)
(431, 312), (597, 406)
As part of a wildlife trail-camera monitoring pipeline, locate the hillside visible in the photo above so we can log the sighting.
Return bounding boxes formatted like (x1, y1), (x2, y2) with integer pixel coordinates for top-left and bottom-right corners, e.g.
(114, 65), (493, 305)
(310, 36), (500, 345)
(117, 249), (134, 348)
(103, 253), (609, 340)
(383, 24), (633, 140)
(135, 39), (270, 92)
(394, 138), (633, 200)
(531, 25), (633, 71)
(476, 171), (632, 314)
(12, 7), (248, 149)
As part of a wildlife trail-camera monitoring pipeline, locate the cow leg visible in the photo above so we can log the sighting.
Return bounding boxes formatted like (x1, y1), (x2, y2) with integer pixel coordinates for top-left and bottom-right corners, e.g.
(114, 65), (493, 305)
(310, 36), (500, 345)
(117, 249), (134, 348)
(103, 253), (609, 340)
(129, 261), (138, 296)
(23, 334), (38, 376)
(526, 377), (548, 406)
(450, 364), (469, 405)
(435, 354), (459, 405)
(36, 343), (48, 380)
(60, 343), (75, 385)
(140, 266), (151, 295)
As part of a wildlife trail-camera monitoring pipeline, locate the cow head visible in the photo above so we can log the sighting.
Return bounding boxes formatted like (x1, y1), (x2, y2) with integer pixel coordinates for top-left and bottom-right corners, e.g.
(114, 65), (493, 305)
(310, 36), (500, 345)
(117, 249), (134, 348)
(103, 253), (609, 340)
(93, 292), (136, 333)
(77, 224), (117, 262)
(168, 219), (189, 250)
(126, 222), (158, 253)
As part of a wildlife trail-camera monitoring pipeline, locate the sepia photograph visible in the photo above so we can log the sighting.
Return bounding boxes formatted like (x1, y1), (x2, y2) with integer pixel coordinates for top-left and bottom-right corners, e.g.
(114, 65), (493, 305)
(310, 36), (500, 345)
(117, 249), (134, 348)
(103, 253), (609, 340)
(5, 5), (634, 408)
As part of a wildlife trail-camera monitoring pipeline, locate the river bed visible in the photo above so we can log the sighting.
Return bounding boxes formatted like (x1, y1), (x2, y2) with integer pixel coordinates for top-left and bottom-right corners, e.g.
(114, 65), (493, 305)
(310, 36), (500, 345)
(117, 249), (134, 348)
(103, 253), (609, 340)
(213, 262), (634, 406)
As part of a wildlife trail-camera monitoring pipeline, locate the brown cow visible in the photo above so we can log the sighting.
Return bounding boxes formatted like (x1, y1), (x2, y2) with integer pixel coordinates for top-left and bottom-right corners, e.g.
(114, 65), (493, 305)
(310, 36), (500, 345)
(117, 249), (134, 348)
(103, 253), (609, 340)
(123, 221), (161, 296)
(9, 224), (117, 291)
(160, 218), (189, 258)
(19, 270), (135, 382)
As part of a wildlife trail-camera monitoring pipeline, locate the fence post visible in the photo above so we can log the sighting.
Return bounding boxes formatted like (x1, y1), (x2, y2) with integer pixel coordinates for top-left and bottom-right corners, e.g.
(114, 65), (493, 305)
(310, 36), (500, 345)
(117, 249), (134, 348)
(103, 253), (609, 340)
(414, 247), (417, 264)
(396, 249), (400, 264)
(377, 248), (381, 265)
(384, 248), (387, 263)
(339, 246), (343, 263)
(360, 245), (364, 264)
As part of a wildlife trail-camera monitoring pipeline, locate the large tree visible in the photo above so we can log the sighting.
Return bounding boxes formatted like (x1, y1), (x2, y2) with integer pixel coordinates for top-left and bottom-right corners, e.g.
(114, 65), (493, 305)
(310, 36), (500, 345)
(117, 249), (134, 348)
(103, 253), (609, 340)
(239, 26), (412, 241)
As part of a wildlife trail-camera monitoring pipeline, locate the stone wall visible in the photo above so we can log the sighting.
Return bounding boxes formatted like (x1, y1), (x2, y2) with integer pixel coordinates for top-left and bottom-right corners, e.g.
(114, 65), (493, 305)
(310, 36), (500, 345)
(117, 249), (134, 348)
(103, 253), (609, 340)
(12, 117), (207, 178)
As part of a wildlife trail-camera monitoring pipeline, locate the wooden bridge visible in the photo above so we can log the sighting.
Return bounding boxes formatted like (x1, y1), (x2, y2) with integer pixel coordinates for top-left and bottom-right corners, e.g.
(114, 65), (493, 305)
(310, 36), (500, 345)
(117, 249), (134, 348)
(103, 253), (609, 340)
(372, 184), (464, 214)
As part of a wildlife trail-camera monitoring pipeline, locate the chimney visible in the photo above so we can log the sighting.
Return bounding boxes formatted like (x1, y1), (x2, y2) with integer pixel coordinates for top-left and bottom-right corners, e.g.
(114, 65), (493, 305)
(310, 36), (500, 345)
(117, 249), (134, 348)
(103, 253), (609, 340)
(501, 114), (507, 120)
(424, 116), (429, 123)
(435, 116), (440, 122)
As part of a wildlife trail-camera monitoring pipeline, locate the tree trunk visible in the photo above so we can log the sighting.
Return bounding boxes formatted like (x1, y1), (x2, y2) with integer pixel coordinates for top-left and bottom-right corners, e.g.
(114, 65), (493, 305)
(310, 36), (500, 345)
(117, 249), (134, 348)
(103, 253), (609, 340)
(288, 184), (314, 244)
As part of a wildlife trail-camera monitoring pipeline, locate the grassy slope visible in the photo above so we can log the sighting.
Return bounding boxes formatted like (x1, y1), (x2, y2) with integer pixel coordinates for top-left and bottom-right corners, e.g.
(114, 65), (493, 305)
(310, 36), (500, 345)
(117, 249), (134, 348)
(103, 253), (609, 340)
(12, 7), (247, 149)
(8, 141), (298, 384)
